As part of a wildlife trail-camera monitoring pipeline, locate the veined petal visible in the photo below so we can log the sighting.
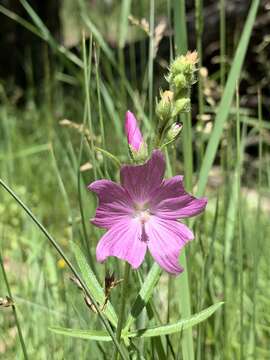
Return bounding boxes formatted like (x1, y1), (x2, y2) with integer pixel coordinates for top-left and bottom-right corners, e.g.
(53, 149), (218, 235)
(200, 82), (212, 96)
(96, 219), (147, 269)
(88, 179), (133, 229)
(149, 175), (184, 205)
(120, 150), (165, 203)
(145, 216), (193, 275)
(150, 176), (207, 219)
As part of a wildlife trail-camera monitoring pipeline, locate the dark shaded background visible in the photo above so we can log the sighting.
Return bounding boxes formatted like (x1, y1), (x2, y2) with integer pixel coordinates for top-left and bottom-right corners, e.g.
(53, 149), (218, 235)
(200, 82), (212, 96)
(0, 0), (269, 113)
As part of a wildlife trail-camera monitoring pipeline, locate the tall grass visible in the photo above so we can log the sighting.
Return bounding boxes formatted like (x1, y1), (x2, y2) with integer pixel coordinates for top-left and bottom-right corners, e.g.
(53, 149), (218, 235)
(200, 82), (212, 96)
(0, 0), (269, 359)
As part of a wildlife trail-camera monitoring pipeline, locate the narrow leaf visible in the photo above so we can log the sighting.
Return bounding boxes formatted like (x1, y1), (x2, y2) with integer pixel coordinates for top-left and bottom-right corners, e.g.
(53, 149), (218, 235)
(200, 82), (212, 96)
(123, 263), (162, 332)
(71, 242), (118, 327)
(50, 302), (223, 341)
(129, 302), (223, 338)
(50, 327), (111, 342)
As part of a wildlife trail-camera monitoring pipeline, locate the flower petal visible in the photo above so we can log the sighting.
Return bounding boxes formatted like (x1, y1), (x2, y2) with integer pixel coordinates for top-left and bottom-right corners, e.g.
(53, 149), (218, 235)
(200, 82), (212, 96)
(120, 150), (165, 203)
(125, 111), (143, 151)
(96, 219), (147, 269)
(145, 216), (193, 275)
(88, 179), (133, 229)
(150, 176), (207, 220)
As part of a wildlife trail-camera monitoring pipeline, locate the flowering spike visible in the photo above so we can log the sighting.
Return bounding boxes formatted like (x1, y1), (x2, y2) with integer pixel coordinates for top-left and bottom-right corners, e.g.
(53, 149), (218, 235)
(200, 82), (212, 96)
(125, 111), (147, 161)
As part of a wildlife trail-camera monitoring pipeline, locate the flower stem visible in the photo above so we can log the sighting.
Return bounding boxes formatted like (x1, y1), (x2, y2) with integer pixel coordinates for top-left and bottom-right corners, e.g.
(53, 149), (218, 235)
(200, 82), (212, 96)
(114, 261), (130, 360)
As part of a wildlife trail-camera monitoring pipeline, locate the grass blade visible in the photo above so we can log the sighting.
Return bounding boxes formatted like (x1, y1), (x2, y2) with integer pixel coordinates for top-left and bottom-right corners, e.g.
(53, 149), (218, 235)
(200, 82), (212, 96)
(119, 0), (132, 49)
(196, 0), (260, 197)
(81, 14), (115, 65)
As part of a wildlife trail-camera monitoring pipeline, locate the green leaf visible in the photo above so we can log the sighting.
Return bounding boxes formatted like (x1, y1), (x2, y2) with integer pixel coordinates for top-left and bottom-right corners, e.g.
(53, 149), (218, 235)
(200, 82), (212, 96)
(71, 242), (118, 328)
(50, 327), (112, 342)
(196, 0), (260, 197)
(129, 302), (223, 338)
(50, 302), (223, 341)
(123, 263), (162, 332)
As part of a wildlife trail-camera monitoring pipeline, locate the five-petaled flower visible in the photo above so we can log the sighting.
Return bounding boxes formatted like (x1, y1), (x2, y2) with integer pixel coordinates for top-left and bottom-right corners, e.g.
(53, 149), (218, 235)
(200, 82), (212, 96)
(88, 150), (207, 275)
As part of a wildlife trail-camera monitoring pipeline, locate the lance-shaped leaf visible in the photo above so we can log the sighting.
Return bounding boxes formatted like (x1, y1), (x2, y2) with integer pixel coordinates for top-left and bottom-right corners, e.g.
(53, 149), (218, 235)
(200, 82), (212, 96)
(71, 242), (118, 327)
(124, 263), (162, 332)
(50, 302), (223, 341)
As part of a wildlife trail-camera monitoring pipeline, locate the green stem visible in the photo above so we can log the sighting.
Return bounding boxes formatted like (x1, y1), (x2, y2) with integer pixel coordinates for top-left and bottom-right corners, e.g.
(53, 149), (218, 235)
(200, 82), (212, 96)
(236, 85), (244, 359)
(95, 46), (108, 177)
(148, 0), (155, 124)
(94, 146), (121, 168)
(82, 33), (97, 180)
(220, 0), (226, 87)
(252, 89), (263, 359)
(0, 249), (29, 360)
(173, 1), (195, 359)
(114, 262), (130, 360)
(77, 106), (95, 269)
(195, 0), (204, 118)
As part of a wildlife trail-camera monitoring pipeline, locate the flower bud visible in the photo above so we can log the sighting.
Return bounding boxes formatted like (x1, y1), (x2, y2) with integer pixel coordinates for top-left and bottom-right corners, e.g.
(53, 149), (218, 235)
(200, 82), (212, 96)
(172, 98), (190, 117)
(125, 111), (143, 151)
(156, 90), (174, 122)
(125, 111), (148, 161)
(169, 51), (198, 88)
(171, 73), (188, 92)
(166, 122), (183, 141)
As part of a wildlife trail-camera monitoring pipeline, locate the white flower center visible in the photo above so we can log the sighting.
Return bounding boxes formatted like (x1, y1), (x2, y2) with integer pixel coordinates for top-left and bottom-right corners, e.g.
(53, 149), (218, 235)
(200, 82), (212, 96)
(133, 203), (151, 224)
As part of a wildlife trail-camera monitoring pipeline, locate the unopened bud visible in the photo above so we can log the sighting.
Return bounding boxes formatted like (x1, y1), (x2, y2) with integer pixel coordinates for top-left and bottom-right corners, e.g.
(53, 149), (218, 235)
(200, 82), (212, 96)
(172, 98), (190, 116)
(172, 73), (188, 92)
(156, 90), (174, 122)
(125, 110), (148, 161)
(166, 122), (183, 141)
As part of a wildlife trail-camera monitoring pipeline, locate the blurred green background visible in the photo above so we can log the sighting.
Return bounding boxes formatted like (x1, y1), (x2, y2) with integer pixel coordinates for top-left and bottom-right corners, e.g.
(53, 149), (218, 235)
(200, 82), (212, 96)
(0, 1), (269, 359)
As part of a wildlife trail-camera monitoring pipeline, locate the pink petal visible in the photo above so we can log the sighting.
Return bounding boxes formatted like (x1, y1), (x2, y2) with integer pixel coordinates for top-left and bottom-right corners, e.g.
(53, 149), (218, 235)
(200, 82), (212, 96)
(125, 111), (143, 151)
(96, 219), (147, 269)
(88, 179), (133, 229)
(120, 150), (165, 203)
(150, 176), (207, 220)
(145, 216), (194, 275)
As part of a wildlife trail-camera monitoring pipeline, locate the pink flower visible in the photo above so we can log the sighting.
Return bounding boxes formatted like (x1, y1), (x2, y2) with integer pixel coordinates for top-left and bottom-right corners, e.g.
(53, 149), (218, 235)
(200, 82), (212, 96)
(125, 111), (143, 152)
(88, 150), (207, 275)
